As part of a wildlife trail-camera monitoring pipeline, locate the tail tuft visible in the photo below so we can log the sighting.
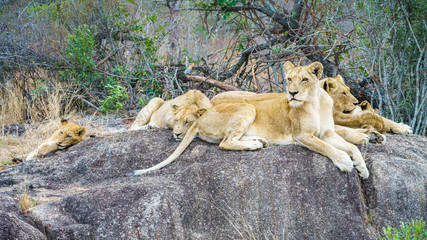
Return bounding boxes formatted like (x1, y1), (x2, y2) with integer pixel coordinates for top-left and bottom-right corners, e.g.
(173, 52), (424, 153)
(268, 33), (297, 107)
(125, 170), (139, 177)
(125, 169), (150, 177)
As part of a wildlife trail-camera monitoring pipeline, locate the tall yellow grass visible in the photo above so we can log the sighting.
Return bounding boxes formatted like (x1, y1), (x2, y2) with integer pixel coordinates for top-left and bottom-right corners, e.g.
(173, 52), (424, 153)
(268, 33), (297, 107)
(0, 68), (79, 124)
(0, 68), (84, 163)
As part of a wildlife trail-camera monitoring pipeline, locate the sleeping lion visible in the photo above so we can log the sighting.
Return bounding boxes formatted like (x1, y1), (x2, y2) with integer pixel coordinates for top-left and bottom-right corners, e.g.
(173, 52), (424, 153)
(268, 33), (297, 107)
(26, 119), (86, 160)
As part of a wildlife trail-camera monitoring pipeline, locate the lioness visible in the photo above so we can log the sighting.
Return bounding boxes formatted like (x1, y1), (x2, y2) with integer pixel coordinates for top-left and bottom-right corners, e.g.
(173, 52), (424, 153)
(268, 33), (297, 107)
(211, 91), (371, 145)
(128, 89), (212, 131)
(26, 119), (86, 160)
(320, 75), (412, 135)
(171, 105), (207, 140)
(126, 62), (368, 178)
(170, 100), (370, 147)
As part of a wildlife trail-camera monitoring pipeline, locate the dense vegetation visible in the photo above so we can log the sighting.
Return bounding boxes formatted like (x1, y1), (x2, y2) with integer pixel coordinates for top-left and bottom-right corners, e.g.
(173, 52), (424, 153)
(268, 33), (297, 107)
(0, 0), (425, 134)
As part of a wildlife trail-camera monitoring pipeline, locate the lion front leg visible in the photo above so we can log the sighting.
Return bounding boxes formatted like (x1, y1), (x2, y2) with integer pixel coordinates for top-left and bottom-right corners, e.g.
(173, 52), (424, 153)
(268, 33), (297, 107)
(26, 141), (58, 160)
(334, 125), (369, 145)
(294, 132), (354, 173)
(323, 131), (369, 179)
(382, 118), (412, 135)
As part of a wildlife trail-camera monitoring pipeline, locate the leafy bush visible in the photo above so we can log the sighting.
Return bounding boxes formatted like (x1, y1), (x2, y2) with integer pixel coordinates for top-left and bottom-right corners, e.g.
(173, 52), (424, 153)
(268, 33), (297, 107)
(99, 83), (129, 113)
(381, 219), (427, 240)
(61, 24), (101, 88)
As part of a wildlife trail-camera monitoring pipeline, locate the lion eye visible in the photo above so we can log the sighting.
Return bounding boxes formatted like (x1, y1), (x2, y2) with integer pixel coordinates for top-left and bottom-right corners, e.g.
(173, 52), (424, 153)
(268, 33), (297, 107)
(287, 78), (292, 82)
(66, 135), (71, 138)
(342, 92), (347, 96)
(60, 131), (63, 134)
(301, 78), (308, 83)
(184, 121), (189, 125)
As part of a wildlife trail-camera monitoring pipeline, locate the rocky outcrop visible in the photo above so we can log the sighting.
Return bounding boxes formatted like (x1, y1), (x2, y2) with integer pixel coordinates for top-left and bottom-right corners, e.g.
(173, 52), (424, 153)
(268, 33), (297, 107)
(0, 193), (45, 239)
(0, 129), (425, 239)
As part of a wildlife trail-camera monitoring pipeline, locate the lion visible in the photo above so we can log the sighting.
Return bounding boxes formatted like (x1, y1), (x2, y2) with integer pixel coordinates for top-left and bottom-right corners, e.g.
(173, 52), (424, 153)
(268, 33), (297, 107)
(174, 99), (371, 146)
(320, 75), (411, 135)
(128, 89), (212, 131)
(171, 105), (207, 141)
(211, 91), (372, 145)
(26, 119), (86, 160)
(126, 62), (369, 179)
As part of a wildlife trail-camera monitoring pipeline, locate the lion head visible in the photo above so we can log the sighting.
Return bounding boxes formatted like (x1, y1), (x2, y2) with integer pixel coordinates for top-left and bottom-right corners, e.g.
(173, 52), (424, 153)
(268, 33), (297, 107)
(283, 61), (323, 107)
(320, 75), (359, 114)
(171, 105), (207, 141)
(172, 89), (213, 112)
(56, 119), (86, 149)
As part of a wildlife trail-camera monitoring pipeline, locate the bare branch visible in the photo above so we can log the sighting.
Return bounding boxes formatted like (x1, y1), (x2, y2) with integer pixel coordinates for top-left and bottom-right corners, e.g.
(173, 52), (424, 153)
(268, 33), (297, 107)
(179, 74), (240, 91)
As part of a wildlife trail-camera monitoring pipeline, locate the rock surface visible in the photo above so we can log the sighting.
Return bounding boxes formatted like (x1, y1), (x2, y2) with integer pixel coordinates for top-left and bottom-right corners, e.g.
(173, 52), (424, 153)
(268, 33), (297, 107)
(0, 129), (425, 239)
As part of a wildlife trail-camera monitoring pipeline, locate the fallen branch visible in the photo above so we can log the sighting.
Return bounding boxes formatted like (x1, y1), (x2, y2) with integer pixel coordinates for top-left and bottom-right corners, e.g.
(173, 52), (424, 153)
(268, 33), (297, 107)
(180, 74), (241, 91)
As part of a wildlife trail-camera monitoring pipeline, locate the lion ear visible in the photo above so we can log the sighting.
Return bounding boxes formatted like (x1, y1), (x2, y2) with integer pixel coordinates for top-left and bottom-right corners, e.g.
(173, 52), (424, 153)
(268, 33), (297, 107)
(283, 61), (295, 74)
(171, 104), (180, 113)
(308, 62), (323, 79)
(194, 91), (213, 109)
(196, 108), (207, 117)
(77, 127), (86, 137)
(335, 74), (345, 84)
(60, 118), (68, 126)
(322, 78), (337, 93)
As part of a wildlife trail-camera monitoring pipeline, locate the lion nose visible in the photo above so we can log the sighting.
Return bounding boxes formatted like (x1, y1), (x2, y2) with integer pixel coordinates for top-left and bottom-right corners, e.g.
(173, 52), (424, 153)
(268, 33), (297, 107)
(174, 132), (182, 138)
(289, 91), (299, 97)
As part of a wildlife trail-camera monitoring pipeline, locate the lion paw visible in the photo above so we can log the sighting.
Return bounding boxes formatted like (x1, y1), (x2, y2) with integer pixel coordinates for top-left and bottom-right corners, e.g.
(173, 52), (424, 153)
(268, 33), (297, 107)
(357, 167), (369, 179)
(354, 132), (370, 145)
(247, 141), (265, 150)
(256, 138), (269, 148)
(369, 131), (386, 144)
(392, 123), (412, 135)
(333, 150), (354, 173)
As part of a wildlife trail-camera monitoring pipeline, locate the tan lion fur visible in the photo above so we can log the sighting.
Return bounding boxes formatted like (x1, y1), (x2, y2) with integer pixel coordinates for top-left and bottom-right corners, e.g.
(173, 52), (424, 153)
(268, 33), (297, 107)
(126, 62), (368, 178)
(320, 75), (411, 135)
(211, 92), (371, 145)
(26, 119), (86, 160)
(128, 89), (212, 131)
(171, 105), (207, 140)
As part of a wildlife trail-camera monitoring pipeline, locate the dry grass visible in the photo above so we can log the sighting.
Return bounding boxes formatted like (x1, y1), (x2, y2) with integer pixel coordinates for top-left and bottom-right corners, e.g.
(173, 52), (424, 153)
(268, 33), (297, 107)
(0, 68), (86, 167)
(0, 68), (80, 125)
(19, 188), (37, 212)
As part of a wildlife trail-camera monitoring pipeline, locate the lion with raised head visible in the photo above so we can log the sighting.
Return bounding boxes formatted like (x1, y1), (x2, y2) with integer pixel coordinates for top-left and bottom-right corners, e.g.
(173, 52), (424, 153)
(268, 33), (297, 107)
(320, 75), (411, 135)
(126, 62), (369, 179)
(128, 89), (212, 131)
(26, 119), (86, 160)
(211, 91), (372, 145)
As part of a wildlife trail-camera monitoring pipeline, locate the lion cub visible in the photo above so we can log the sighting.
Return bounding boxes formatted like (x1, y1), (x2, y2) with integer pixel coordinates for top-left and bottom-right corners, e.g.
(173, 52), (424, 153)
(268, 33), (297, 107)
(126, 62), (369, 179)
(26, 119), (86, 160)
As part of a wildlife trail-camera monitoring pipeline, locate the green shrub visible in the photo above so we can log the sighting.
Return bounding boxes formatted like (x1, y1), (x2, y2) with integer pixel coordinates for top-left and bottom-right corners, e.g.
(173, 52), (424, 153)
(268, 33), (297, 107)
(61, 24), (101, 88)
(380, 218), (426, 240)
(99, 83), (129, 113)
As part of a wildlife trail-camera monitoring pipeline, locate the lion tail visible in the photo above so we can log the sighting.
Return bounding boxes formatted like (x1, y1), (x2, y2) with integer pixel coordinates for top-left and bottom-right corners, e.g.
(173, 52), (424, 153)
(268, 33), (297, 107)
(125, 124), (199, 176)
